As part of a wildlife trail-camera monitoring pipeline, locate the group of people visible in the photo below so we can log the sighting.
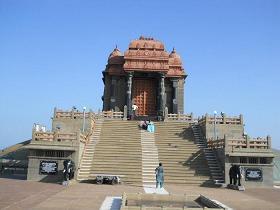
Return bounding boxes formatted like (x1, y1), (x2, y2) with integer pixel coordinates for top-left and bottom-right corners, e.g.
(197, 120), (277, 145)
(229, 164), (242, 186)
(139, 120), (155, 132)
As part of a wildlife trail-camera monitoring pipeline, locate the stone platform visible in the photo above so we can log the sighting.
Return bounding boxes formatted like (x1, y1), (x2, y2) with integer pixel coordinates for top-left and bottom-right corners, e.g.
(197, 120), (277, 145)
(1, 178), (280, 210)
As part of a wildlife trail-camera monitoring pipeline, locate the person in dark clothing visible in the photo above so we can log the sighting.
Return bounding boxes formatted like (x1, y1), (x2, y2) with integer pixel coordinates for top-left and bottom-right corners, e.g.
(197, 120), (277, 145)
(63, 159), (75, 181)
(229, 164), (235, 185)
(229, 164), (242, 186)
(235, 165), (241, 186)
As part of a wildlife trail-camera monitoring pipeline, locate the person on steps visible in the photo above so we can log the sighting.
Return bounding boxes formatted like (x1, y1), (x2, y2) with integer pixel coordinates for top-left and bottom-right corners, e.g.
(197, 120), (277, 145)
(155, 163), (164, 188)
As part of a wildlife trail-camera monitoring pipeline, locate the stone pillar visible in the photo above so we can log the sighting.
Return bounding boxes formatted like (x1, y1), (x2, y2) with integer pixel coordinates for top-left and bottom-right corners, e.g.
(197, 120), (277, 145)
(110, 76), (117, 110)
(159, 73), (166, 119)
(224, 134), (229, 152)
(123, 105), (127, 120)
(246, 134), (250, 148)
(171, 79), (179, 114)
(190, 112), (193, 122)
(222, 113), (227, 124)
(267, 135), (271, 149)
(239, 114), (243, 125)
(53, 107), (57, 119)
(126, 72), (133, 118)
(164, 107), (168, 122)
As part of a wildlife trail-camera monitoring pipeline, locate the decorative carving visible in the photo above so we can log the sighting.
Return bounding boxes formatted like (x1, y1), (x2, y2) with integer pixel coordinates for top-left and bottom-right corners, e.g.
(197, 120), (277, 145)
(106, 36), (186, 77)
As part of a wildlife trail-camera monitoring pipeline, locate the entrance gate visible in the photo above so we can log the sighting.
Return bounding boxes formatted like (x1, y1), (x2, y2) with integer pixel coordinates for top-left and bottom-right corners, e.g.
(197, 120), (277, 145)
(132, 78), (157, 116)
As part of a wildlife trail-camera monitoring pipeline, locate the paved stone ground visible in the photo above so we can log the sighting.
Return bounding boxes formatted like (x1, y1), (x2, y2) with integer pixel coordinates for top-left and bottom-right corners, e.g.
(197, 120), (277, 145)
(0, 178), (280, 210)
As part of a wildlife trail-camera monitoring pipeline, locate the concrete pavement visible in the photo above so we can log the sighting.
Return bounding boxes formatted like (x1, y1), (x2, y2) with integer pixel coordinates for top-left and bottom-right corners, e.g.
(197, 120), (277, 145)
(0, 178), (280, 210)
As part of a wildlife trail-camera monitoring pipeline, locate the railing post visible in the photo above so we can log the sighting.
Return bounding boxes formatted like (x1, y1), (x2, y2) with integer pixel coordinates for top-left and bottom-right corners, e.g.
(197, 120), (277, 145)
(164, 107), (168, 122)
(32, 126), (36, 141)
(54, 130), (58, 141)
(246, 134), (250, 148)
(123, 105), (127, 120)
(223, 113), (226, 124)
(267, 135), (271, 149)
(89, 109), (93, 119)
(76, 131), (81, 142)
(71, 107), (75, 119)
(53, 107), (57, 119)
(205, 113), (209, 124)
(178, 112), (181, 121)
(239, 114), (243, 125)
(224, 134), (229, 152)
(190, 112), (193, 123)
(97, 109), (101, 119)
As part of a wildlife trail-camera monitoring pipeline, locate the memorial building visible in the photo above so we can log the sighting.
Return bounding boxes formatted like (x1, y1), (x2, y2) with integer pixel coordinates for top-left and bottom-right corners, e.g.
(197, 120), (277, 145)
(13, 36), (274, 188)
(102, 36), (187, 118)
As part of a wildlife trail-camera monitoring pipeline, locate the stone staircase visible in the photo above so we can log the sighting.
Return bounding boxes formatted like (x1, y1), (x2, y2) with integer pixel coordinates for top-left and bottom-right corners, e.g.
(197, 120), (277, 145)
(89, 121), (142, 184)
(154, 122), (212, 185)
(77, 120), (220, 186)
(140, 130), (159, 186)
(191, 123), (225, 184)
(77, 120), (103, 181)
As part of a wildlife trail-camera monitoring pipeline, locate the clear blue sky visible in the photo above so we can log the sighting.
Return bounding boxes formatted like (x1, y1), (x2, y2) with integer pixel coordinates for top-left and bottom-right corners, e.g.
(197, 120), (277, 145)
(0, 0), (279, 150)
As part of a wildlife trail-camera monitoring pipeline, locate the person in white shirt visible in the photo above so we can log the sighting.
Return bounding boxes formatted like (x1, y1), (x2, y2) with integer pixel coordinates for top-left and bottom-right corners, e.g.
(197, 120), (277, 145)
(131, 104), (138, 120)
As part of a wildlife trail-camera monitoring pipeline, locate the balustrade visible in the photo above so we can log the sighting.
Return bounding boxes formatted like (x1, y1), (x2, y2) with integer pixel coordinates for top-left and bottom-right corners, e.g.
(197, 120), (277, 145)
(167, 113), (193, 122)
(198, 113), (243, 125)
(33, 131), (88, 143)
(207, 136), (271, 151)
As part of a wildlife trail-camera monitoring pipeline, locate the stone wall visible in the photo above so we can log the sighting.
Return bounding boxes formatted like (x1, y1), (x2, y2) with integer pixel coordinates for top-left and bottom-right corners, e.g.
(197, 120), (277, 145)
(52, 118), (92, 133)
(225, 162), (274, 187)
(27, 150), (74, 182)
(205, 124), (244, 140)
(27, 139), (85, 182)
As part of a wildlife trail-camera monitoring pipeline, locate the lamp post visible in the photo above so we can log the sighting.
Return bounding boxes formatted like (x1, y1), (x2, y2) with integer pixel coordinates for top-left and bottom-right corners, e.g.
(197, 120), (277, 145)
(213, 110), (217, 140)
(82, 106), (86, 133)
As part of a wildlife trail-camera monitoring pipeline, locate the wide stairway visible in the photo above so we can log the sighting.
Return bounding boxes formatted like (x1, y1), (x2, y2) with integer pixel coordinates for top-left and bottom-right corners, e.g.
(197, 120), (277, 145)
(90, 121), (142, 184)
(78, 120), (213, 186)
(154, 122), (212, 185)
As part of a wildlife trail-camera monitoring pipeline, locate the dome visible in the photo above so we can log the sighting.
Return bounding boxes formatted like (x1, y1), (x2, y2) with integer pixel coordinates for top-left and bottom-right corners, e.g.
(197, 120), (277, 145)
(109, 46), (122, 58)
(169, 48), (182, 65)
(169, 48), (181, 59)
(128, 36), (165, 50)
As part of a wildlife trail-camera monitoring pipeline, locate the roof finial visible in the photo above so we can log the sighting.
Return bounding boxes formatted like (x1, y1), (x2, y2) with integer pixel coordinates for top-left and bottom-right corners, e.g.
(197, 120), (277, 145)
(115, 44), (118, 49)
(172, 47), (176, 52)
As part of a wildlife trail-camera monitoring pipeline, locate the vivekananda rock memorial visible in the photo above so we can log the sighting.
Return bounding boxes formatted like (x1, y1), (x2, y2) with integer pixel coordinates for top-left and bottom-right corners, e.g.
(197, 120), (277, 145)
(0, 37), (277, 204)
(102, 36), (186, 118)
